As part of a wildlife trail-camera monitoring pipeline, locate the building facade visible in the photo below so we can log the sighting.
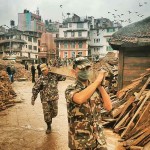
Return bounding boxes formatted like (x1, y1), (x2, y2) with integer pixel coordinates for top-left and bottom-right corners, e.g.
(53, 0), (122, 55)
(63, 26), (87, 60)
(21, 31), (40, 63)
(18, 9), (45, 33)
(38, 32), (57, 63)
(0, 27), (26, 59)
(55, 14), (90, 59)
(89, 18), (121, 60)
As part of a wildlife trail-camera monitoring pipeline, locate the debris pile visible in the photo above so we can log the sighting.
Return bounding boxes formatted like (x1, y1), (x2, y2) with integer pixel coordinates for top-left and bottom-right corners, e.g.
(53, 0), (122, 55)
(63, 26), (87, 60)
(0, 59), (32, 81)
(103, 68), (150, 149)
(92, 52), (118, 95)
(0, 71), (17, 111)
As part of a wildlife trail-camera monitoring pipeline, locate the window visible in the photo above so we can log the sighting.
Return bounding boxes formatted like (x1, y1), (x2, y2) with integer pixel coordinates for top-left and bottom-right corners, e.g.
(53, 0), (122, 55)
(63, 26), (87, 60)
(78, 31), (82, 37)
(69, 23), (72, 27)
(78, 42), (83, 48)
(106, 46), (113, 51)
(107, 28), (115, 33)
(78, 52), (82, 56)
(71, 51), (75, 58)
(64, 32), (67, 37)
(33, 46), (37, 50)
(33, 38), (37, 43)
(77, 23), (84, 28)
(64, 52), (68, 58)
(71, 32), (75, 37)
(28, 45), (32, 50)
(97, 30), (99, 36)
(28, 37), (32, 42)
(64, 42), (68, 48)
(71, 42), (75, 48)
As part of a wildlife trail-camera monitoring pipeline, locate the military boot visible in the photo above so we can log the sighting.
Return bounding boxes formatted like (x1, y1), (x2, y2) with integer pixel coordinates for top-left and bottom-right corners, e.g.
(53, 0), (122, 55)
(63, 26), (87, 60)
(46, 122), (51, 134)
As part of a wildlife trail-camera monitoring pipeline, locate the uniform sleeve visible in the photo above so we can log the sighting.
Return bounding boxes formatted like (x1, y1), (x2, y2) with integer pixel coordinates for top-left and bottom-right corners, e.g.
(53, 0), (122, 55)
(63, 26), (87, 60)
(65, 84), (81, 103)
(31, 77), (42, 101)
(57, 74), (66, 81)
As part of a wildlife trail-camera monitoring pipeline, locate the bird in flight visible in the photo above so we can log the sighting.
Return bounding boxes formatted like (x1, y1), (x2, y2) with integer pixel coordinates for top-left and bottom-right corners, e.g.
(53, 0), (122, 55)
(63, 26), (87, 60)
(128, 11), (132, 14)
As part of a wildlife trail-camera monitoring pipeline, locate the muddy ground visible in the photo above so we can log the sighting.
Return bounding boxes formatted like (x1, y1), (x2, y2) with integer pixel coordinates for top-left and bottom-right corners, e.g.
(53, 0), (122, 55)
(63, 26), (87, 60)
(0, 77), (124, 150)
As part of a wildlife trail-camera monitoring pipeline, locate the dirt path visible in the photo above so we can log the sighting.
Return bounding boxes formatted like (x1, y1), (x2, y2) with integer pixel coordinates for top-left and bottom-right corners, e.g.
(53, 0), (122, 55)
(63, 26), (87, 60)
(0, 79), (124, 150)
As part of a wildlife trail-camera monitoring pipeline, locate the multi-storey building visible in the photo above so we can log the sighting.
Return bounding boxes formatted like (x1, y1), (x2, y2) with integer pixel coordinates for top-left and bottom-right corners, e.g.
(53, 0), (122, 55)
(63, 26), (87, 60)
(0, 27), (26, 59)
(18, 9), (45, 33)
(21, 31), (40, 63)
(89, 18), (121, 60)
(0, 26), (40, 62)
(55, 14), (90, 59)
(45, 20), (60, 33)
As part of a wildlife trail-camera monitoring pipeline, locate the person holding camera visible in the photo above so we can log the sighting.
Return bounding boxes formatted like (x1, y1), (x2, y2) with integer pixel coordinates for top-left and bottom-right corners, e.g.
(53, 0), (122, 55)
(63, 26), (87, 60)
(65, 57), (112, 150)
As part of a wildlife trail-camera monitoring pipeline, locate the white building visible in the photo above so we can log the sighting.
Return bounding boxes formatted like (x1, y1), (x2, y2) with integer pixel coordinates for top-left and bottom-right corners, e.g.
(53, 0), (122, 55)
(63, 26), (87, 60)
(89, 18), (121, 60)
(21, 31), (39, 61)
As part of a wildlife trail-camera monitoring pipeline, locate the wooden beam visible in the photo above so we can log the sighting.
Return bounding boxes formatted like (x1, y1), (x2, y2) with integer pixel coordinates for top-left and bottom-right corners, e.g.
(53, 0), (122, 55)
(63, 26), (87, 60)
(121, 91), (150, 138)
(114, 96), (135, 126)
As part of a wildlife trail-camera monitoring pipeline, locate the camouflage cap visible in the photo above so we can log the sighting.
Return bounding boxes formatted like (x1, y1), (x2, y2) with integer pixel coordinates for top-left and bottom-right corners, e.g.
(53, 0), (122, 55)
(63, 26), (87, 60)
(40, 63), (48, 71)
(73, 57), (91, 69)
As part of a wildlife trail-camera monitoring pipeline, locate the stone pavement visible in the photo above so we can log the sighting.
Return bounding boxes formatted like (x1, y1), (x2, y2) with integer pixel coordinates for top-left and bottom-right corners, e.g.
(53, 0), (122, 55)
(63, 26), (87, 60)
(0, 80), (123, 150)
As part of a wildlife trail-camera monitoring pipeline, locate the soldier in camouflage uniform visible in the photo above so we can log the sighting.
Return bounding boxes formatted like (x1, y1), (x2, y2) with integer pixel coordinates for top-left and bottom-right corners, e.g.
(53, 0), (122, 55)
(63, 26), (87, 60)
(31, 63), (66, 134)
(65, 57), (112, 149)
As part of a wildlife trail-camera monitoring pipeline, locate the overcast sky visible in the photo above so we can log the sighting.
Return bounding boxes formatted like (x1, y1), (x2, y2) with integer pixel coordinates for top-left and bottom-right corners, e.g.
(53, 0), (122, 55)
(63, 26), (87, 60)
(0, 0), (149, 27)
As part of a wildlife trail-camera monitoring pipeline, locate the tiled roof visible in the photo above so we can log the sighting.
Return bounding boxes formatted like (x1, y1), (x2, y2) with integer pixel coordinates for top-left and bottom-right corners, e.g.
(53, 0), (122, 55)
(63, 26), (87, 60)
(109, 16), (150, 49)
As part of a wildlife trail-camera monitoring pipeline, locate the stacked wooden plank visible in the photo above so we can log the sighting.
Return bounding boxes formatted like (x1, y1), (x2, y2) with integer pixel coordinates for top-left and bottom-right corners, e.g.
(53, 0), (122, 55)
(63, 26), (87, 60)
(0, 70), (17, 111)
(103, 68), (150, 149)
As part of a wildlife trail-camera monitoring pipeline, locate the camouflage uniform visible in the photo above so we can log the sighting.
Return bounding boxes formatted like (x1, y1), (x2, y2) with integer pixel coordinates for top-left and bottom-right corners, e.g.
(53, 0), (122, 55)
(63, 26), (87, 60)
(65, 80), (107, 150)
(31, 72), (66, 123)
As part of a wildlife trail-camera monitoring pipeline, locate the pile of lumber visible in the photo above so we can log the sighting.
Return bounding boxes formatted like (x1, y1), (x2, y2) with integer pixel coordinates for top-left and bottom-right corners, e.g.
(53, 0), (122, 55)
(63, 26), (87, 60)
(0, 70), (17, 111)
(103, 68), (150, 149)
(0, 60), (32, 81)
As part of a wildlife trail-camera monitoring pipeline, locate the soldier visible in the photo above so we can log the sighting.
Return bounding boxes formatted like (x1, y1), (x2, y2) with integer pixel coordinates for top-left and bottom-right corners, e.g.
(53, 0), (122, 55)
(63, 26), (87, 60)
(65, 57), (112, 150)
(31, 63), (66, 134)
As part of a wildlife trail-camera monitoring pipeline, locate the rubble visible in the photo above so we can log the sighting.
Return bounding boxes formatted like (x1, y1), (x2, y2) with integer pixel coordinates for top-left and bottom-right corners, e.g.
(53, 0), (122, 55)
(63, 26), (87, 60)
(0, 59), (32, 81)
(0, 59), (33, 111)
(92, 52), (119, 95)
(0, 71), (17, 111)
(102, 68), (150, 149)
